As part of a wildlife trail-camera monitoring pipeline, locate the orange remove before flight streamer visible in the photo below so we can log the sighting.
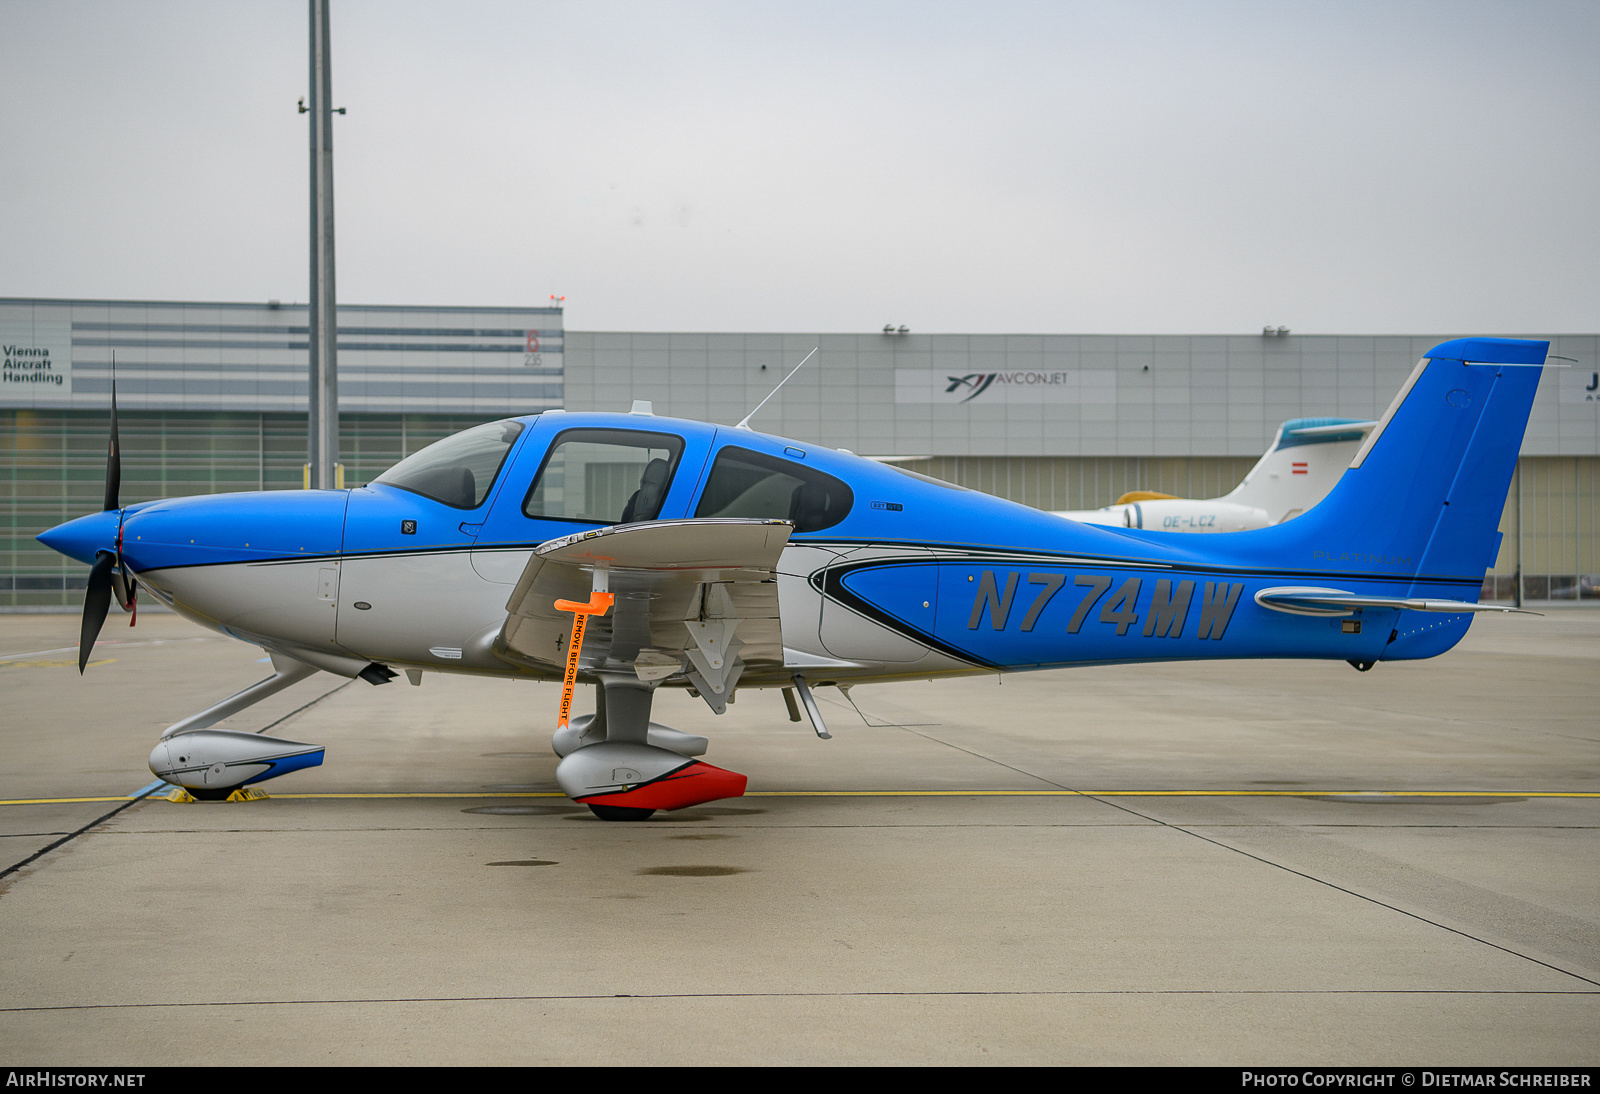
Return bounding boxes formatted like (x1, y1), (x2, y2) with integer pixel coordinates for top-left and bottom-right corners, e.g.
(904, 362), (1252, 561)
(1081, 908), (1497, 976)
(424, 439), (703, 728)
(553, 589), (614, 731)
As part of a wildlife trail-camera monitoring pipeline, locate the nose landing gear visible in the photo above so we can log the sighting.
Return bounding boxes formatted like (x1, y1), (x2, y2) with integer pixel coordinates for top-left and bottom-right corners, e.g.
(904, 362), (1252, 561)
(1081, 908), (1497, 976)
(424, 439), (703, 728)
(145, 653), (329, 800)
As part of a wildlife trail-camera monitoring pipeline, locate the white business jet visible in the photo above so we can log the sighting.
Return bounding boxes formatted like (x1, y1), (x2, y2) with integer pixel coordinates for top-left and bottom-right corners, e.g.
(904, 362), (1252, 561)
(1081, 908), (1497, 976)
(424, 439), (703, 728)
(1056, 417), (1376, 533)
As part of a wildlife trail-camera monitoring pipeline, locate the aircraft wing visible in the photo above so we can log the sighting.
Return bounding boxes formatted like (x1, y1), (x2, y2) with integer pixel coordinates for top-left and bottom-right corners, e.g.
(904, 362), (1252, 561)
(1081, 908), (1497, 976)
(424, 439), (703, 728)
(498, 518), (793, 713)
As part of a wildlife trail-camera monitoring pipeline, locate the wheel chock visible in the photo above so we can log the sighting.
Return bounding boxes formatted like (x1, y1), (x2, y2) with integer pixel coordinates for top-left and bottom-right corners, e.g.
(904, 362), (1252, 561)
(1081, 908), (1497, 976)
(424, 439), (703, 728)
(161, 785), (270, 803)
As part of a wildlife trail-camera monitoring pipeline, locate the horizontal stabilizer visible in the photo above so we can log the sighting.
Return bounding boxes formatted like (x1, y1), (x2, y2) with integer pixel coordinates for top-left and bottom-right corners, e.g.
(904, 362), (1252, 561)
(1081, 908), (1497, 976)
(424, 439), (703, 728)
(1254, 586), (1534, 618)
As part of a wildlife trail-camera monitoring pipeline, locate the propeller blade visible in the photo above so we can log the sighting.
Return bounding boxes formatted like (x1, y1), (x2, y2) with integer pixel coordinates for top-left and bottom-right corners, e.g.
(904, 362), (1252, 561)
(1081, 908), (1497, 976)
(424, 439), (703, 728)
(102, 355), (120, 512)
(80, 550), (116, 673)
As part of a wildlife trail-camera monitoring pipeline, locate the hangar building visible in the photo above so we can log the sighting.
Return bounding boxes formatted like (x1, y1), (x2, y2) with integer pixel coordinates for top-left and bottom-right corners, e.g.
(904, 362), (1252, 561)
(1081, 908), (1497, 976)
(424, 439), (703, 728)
(2, 296), (1595, 608)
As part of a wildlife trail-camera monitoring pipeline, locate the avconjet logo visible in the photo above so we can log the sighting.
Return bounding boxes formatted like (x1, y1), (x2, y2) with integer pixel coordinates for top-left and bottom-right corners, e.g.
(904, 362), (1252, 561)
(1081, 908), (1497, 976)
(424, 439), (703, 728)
(945, 371), (1097, 403)
(898, 366), (1115, 406)
(945, 373), (998, 402)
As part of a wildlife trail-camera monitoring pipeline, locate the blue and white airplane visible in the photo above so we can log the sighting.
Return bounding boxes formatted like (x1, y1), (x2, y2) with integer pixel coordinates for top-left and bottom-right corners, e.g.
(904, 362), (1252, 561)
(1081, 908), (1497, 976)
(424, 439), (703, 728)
(38, 337), (1546, 819)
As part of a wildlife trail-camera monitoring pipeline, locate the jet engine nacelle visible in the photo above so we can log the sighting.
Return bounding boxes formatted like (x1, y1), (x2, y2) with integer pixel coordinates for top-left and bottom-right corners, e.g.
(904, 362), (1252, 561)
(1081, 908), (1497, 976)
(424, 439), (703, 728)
(1063, 498), (1270, 533)
(149, 730), (325, 796)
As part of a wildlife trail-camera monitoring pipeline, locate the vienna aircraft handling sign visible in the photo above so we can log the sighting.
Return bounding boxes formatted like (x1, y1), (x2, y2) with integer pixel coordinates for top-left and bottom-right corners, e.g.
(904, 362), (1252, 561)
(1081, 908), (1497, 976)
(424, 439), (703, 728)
(0, 322), (72, 396)
(895, 368), (1116, 405)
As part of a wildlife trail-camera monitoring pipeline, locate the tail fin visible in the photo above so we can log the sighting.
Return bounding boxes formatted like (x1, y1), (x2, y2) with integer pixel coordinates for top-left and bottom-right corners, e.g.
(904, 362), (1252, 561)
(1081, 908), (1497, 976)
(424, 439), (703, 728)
(1247, 337), (1547, 594)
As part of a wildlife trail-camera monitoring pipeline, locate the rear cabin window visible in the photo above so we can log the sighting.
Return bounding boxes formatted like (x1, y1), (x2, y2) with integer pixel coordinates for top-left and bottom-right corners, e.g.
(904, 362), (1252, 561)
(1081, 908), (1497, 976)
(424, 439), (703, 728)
(694, 445), (853, 533)
(523, 429), (686, 525)
(373, 419), (524, 510)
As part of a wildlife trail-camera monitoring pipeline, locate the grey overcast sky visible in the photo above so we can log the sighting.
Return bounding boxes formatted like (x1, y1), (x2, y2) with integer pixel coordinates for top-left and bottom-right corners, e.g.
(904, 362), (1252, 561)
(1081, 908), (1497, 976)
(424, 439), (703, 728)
(1, 0), (1596, 334)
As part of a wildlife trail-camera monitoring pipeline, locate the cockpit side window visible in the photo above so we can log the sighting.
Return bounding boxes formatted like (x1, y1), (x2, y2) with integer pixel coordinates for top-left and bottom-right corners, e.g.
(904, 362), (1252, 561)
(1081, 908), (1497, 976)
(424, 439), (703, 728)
(693, 445), (853, 533)
(523, 429), (686, 525)
(373, 419), (524, 510)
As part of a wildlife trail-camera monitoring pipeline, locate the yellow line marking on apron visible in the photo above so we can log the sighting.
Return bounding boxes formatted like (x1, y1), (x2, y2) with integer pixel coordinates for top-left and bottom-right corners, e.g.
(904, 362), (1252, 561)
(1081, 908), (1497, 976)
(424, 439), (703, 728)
(3, 789), (1597, 807)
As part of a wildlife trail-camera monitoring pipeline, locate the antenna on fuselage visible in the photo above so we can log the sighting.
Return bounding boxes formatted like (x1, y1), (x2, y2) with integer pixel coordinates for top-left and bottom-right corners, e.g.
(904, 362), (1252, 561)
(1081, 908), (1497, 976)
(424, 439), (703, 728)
(735, 346), (818, 431)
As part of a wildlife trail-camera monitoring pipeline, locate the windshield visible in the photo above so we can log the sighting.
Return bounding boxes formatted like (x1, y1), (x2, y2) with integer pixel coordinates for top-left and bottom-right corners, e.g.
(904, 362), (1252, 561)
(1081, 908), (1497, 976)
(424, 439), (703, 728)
(373, 419), (525, 509)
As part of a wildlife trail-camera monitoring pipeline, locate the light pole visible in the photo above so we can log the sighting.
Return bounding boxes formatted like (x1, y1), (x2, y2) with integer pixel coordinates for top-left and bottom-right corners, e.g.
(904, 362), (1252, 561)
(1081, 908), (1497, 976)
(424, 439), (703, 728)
(305, 0), (340, 490)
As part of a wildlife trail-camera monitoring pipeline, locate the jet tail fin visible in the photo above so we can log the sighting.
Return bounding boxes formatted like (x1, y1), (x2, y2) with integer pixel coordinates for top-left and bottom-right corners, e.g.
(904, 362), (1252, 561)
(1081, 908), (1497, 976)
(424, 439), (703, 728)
(1219, 417), (1374, 524)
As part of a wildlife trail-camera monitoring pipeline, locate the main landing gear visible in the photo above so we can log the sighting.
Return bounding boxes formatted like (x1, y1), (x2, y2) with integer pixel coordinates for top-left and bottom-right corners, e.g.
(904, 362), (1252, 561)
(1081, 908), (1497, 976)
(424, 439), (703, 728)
(553, 673), (747, 821)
